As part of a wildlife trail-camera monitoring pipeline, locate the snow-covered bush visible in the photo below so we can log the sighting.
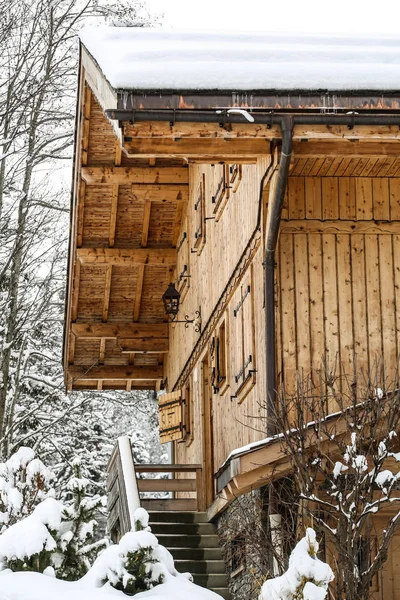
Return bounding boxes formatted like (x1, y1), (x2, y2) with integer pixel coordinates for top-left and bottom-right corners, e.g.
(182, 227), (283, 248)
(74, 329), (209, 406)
(83, 507), (186, 595)
(0, 447), (55, 533)
(57, 457), (108, 580)
(259, 528), (333, 600)
(0, 455), (107, 579)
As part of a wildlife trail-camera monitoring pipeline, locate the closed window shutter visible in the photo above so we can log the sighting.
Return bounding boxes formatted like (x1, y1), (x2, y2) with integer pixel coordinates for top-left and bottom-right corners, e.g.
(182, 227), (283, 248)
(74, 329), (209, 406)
(242, 282), (254, 381)
(158, 390), (184, 444)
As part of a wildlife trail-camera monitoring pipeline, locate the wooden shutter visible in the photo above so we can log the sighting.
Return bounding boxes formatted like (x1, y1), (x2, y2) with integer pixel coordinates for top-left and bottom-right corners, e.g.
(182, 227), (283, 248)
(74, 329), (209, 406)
(176, 217), (190, 299)
(212, 164), (229, 219)
(232, 269), (256, 399)
(193, 175), (205, 252)
(158, 390), (184, 443)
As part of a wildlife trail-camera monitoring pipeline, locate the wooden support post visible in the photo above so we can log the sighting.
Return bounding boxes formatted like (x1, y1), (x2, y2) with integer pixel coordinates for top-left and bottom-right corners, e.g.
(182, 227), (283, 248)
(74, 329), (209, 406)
(196, 467), (205, 512)
(71, 260), (81, 322)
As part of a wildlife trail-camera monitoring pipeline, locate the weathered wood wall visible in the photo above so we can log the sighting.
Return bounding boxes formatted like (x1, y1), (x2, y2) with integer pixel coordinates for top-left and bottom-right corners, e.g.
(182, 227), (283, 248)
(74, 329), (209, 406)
(277, 176), (400, 398)
(167, 160), (270, 481)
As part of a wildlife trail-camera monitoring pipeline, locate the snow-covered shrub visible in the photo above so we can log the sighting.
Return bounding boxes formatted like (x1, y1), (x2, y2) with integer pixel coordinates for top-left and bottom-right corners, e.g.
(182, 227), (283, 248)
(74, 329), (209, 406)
(56, 457), (108, 580)
(0, 447), (55, 533)
(0, 497), (63, 573)
(84, 507), (184, 595)
(259, 528), (333, 600)
(0, 456), (107, 579)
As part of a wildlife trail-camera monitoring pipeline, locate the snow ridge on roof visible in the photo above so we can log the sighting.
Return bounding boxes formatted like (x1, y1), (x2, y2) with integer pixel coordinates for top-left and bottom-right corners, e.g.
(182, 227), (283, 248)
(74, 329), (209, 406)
(79, 27), (400, 92)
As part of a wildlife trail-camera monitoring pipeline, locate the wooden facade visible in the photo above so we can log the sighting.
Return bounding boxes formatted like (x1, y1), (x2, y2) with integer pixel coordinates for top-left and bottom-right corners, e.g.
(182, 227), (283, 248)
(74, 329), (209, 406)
(63, 39), (400, 598)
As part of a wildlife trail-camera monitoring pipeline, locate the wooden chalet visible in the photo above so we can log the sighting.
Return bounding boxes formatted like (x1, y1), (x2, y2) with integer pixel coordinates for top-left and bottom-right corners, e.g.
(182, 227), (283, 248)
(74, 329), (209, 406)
(64, 29), (400, 599)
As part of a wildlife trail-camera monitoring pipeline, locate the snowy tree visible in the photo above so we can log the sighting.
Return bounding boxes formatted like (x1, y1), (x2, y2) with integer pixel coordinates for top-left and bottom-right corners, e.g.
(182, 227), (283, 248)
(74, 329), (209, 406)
(263, 369), (400, 600)
(0, 446), (54, 532)
(0, 0), (162, 504)
(56, 457), (108, 580)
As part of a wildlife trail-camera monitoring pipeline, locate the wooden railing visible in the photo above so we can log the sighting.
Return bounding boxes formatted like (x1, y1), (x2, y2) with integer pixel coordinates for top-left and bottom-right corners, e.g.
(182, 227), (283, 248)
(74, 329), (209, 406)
(136, 464), (204, 512)
(107, 438), (204, 540)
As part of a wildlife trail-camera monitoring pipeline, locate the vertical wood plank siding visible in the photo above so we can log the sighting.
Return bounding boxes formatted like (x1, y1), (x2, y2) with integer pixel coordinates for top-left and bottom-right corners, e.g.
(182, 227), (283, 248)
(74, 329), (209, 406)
(277, 176), (400, 393)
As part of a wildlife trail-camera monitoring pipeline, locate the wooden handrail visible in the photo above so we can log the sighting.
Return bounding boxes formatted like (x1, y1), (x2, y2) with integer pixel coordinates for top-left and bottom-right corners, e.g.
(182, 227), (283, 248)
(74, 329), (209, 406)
(107, 443), (205, 538)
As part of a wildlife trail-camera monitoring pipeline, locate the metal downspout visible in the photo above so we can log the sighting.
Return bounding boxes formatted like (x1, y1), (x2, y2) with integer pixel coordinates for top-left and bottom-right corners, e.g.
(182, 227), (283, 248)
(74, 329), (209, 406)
(265, 116), (293, 437)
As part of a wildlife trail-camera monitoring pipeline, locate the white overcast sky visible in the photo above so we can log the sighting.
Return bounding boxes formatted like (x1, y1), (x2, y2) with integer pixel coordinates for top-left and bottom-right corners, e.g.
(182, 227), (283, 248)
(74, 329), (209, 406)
(150, 0), (400, 33)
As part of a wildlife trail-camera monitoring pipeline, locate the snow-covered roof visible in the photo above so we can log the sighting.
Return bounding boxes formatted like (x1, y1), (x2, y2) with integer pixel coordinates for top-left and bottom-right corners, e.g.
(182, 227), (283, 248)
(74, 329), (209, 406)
(79, 27), (400, 92)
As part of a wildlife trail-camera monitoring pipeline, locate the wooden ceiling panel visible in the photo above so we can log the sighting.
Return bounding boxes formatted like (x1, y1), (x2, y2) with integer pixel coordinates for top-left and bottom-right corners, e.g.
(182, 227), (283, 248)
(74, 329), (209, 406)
(114, 185), (145, 248)
(138, 266), (170, 323)
(73, 338), (100, 366)
(104, 339), (130, 365)
(87, 97), (118, 165)
(77, 265), (107, 321)
(82, 185), (113, 246)
(134, 354), (160, 366)
(147, 201), (178, 247)
(107, 266), (138, 322)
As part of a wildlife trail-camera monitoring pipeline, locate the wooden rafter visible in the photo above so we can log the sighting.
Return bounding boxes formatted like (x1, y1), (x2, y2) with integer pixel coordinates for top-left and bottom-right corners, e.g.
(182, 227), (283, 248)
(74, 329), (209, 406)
(99, 338), (106, 364)
(77, 248), (176, 266)
(81, 166), (189, 185)
(71, 322), (168, 338)
(172, 199), (185, 248)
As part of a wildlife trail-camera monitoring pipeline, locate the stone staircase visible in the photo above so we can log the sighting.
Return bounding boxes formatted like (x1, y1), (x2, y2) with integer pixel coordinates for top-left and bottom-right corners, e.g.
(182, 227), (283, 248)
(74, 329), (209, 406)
(149, 511), (231, 599)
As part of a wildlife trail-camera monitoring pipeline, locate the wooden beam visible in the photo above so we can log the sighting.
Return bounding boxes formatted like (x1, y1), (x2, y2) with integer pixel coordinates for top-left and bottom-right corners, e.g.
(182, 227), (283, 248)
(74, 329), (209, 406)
(109, 185), (118, 247)
(81, 166), (189, 185)
(113, 185), (188, 202)
(68, 333), (75, 365)
(77, 248), (176, 266)
(137, 479), (197, 492)
(68, 365), (163, 381)
(281, 220), (400, 235)
(72, 322), (168, 339)
(126, 380), (132, 392)
(115, 141), (122, 166)
(81, 86), (91, 166)
(293, 141), (400, 158)
(127, 121), (400, 142)
(119, 337), (169, 353)
(123, 137), (270, 159)
(102, 265), (112, 322)
(71, 260), (81, 322)
(141, 201), (151, 248)
(99, 338), (106, 364)
(133, 264), (145, 321)
(76, 180), (85, 248)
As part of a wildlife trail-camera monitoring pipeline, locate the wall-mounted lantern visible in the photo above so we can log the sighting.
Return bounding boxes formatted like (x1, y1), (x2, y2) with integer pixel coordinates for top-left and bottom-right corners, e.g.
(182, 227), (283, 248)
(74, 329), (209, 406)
(162, 282), (201, 332)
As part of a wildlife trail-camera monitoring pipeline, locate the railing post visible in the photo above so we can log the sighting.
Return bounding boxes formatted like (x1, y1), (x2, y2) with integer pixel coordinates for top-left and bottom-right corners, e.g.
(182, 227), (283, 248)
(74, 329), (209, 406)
(196, 466), (205, 511)
(118, 436), (140, 529)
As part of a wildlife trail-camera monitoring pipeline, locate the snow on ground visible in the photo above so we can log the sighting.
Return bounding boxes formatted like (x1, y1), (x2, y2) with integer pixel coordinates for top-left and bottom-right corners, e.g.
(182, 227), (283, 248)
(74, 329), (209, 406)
(80, 27), (400, 91)
(0, 571), (220, 600)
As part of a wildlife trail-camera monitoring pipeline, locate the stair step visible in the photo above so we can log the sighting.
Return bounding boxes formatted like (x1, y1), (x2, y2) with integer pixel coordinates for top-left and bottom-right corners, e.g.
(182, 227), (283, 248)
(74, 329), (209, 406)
(151, 522), (216, 535)
(192, 573), (229, 588)
(170, 547), (223, 560)
(174, 559), (226, 574)
(148, 511), (209, 523)
(210, 588), (231, 599)
(156, 534), (220, 548)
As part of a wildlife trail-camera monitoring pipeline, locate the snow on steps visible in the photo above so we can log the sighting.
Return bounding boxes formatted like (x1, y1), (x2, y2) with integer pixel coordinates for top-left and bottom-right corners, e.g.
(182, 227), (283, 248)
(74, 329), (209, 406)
(149, 511), (231, 600)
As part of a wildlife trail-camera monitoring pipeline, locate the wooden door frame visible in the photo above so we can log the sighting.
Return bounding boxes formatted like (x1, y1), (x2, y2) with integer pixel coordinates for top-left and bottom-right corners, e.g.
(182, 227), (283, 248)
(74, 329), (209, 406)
(201, 353), (214, 508)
